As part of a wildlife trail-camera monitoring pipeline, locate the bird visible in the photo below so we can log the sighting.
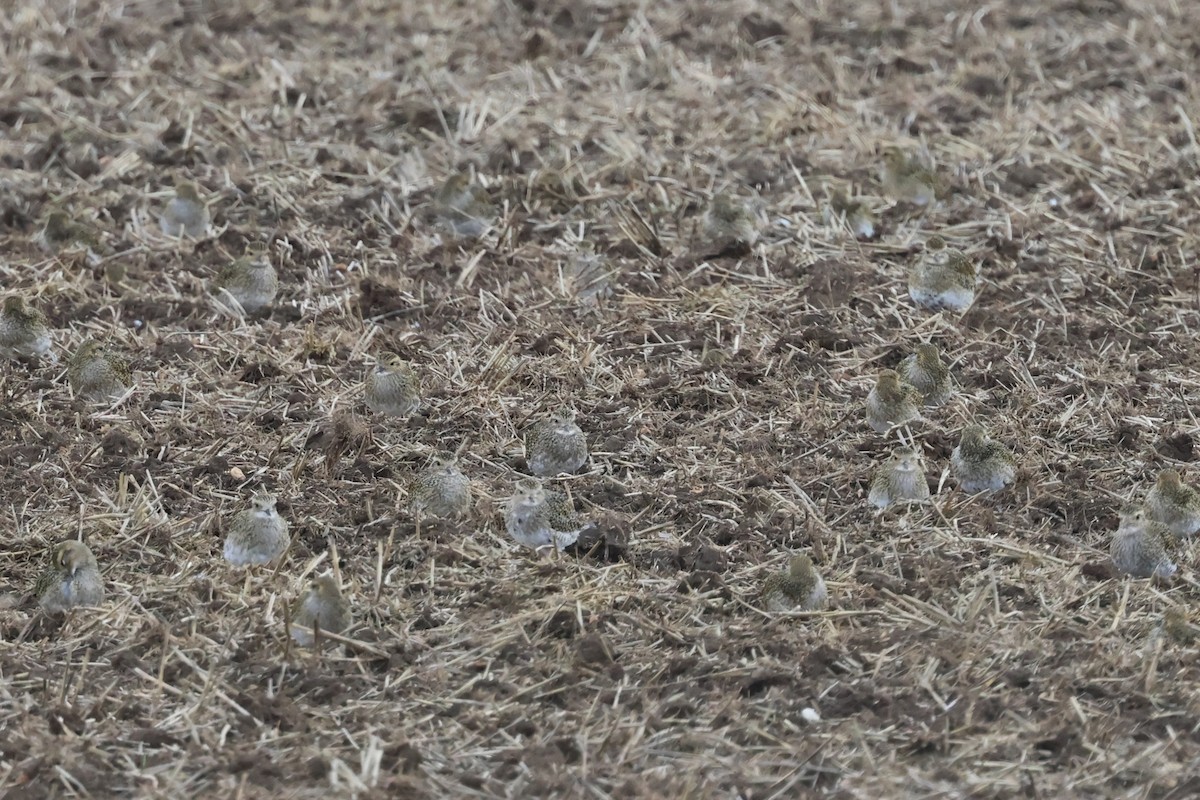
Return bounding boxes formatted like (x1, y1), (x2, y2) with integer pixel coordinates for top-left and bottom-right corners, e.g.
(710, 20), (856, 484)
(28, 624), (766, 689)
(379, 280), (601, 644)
(1162, 607), (1198, 643)
(0, 295), (53, 359)
(364, 353), (419, 416)
(1144, 469), (1200, 538)
(868, 448), (931, 508)
(214, 242), (278, 313)
(432, 171), (495, 238)
(880, 146), (940, 206)
(504, 477), (583, 553)
(827, 190), (876, 239)
(760, 554), (828, 612)
(865, 370), (922, 433)
(35, 208), (104, 258)
(67, 340), (132, 400)
(158, 180), (210, 238)
(699, 193), (758, 255)
(525, 408), (588, 476)
(908, 235), (978, 313)
(291, 575), (352, 646)
(951, 424), (1016, 493)
(1110, 507), (1177, 579)
(307, 409), (373, 469)
(34, 540), (104, 612)
(410, 453), (473, 520)
(898, 343), (954, 407)
(565, 243), (615, 304)
(223, 492), (290, 567)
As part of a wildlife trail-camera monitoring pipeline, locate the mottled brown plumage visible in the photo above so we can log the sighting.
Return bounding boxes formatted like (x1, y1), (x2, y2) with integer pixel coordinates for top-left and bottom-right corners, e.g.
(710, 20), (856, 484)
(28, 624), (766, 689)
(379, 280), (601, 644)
(761, 555), (828, 612)
(525, 408), (588, 476)
(865, 370), (922, 434)
(1110, 508), (1176, 579)
(410, 453), (472, 520)
(215, 242), (278, 313)
(364, 353), (419, 416)
(908, 236), (978, 313)
(880, 147), (940, 206)
(868, 448), (931, 509)
(898, 343), (953, 407)
(159, 180), (210, 238)
(0, 296), (52, 359)
(291, 575), (351, 646)
(1144, 469), (1200, 538)
(67, 340), (132, 399)
(951, 424), (1015, 493)
(34, 540), (104, 612)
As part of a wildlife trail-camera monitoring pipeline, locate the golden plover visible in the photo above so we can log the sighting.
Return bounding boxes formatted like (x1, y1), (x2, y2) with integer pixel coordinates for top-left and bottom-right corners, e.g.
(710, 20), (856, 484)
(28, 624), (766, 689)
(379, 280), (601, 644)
(410, 453), (473, 520)
(951, 424), (1015, 493)
(158, 180), (210, 238)
(866, 370), (922, 434)
(526, 408), (588, 477)
(223, 492), (290, 567)
(433, 171), (495, 239)
(0, 295), (52, 360)
(761, 554), (828, 612)
(880, 146), (939, 206)
(898, 343), (954, 407)
(364, 353), (419, 417)
(214, 242), (279, 313)
(869, 448), (931, 508)
(908, 235), (978, 313)
(291, 575), (351, 646)
(35, 540), (104, 612)
(1110, 507), (1176, 579)
(504, 477), (583, 553)
(1144, 469), (1200, 538)
(67, 340), (131, 400)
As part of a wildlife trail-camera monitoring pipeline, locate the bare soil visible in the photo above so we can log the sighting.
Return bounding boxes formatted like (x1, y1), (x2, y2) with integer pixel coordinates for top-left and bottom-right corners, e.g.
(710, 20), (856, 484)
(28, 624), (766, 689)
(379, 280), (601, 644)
(3, 0), (1200, 797)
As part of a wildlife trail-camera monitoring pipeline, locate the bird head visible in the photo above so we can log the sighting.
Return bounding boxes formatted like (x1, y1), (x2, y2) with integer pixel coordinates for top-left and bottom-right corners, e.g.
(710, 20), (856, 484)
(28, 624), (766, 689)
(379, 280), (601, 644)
(251, 493), (278, 515)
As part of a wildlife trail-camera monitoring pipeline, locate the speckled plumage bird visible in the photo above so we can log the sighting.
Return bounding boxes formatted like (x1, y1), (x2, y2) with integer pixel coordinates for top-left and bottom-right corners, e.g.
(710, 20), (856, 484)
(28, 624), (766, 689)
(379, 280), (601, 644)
(951, 424), (1015, 493)
(36, 209), (103, 258)
(865, 370), (922, 434)
(869, 448), (931, 509)
(699, 193), (758, 254)
(880, 147), (940, 206)
(364, 353), (419, 416)
(1111, 507), (1177, 579)
(565, 243), (615, 304)
(214, 242), (278, 313)
(291, 575), (352, 646)
(67, 340), (131, 400)
(761, 554), (828, 612)
(504, 478), (582, 553)
(158, 180), (210, 238)
(898, 343), (954, 407)
(410, 453), (472, 520)
(828, 190), (876, 239)
(223, 493), (290, 567)
(1163, 607), (1198, 643)
(433, 171), (495, 238)
(1144, 469), (1200, 538)
(0, 295), (52, 359)
(34, 540), (104, 612)
(525, 408), (588, 477)
(908, 236), (978, 313)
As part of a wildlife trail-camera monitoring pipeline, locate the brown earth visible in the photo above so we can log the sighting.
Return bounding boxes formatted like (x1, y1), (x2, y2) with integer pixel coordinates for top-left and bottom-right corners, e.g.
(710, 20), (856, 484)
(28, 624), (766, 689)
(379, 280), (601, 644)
(2, 0), (1200, 797)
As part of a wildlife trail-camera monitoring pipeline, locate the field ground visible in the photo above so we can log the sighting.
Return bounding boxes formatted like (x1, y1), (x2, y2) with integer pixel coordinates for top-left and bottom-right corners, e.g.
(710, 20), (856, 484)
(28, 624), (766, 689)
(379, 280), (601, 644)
(3, 0), (1200, 797)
